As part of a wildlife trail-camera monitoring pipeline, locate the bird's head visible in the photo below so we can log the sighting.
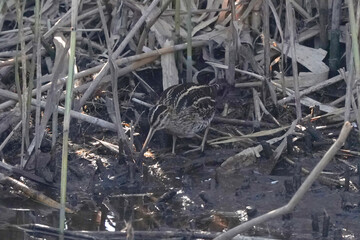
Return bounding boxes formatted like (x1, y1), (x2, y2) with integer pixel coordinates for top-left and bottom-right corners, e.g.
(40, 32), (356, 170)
(139, 104), (170, 156)
(148, 104), (170, 131)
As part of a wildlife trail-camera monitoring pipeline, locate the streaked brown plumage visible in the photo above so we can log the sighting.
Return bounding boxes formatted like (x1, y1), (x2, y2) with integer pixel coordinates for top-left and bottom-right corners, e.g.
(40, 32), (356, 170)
(140, 83), (216, 155)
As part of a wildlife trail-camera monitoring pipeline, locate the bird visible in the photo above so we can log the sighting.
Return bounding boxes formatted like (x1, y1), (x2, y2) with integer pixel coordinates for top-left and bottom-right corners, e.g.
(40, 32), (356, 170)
(140, 83), (216, 156)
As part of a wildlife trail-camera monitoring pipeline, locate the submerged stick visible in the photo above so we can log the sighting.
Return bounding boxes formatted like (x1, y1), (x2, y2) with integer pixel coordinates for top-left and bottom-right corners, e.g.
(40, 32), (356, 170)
(0, 173), (73, 213)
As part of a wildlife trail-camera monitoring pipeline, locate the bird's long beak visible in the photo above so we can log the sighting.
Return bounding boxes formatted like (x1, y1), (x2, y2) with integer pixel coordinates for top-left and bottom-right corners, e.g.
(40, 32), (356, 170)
(139, 127), (156, 157)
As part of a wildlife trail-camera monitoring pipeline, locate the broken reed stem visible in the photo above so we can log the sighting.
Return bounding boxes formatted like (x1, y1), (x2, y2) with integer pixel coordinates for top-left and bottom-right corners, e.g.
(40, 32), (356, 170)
(2, 40), (205, 101)
(11, 41), (204, 110)
(136, 0), (172, 54)
(0, 58), (159, 141)
(214, 122), (352, 240)
(290, 0), (311, 19)
(0, 42), (205, 139)
(0, 88), (117, 130)
(28, 38), (70, 160)
(77, 0), (163, 109)
(43, 6), (103, 40)
(278, 73), (345, 105)
(252, 88), (261, 122)
(0, 121), (22, 152)
(0, 49), (46, 67)
(97, 0), (133, 157)
(285, 0), (301, 119)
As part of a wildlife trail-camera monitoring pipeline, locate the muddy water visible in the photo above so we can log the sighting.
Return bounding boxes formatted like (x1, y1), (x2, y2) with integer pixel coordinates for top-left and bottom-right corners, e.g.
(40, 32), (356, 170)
(0, 148), (359, 239)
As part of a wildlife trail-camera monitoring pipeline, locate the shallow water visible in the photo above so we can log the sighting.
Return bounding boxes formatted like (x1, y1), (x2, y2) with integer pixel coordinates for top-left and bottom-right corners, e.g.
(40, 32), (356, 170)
(1, 148), (359, 239)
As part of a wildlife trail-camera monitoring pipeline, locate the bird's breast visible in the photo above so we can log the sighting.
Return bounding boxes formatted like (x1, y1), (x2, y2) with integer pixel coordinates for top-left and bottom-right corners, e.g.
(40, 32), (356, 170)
(165, 108), (215, 138)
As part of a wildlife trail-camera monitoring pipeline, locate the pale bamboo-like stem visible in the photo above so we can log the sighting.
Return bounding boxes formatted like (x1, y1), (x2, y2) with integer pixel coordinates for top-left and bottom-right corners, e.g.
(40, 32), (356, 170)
(33, 0), (42, 172)
(185, 0), (192, 83)
(59, 0), (78, 233)
(286, 0), (301, 119)
(350, 0), (360, 133)
(16, 0), (28, 167)
(348, 0), (360, 76)
(329, 0), (341, 73)
(174, 0), (181, 40)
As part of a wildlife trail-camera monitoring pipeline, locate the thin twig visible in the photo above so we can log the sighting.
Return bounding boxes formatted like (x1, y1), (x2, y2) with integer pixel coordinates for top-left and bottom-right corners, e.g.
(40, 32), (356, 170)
(215, 122), (352, 240)
(78, 0), (163, 109)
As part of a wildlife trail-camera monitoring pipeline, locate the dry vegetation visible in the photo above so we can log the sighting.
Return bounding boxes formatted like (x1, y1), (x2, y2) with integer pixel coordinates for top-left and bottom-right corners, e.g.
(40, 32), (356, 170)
(0, 0), (359, 239)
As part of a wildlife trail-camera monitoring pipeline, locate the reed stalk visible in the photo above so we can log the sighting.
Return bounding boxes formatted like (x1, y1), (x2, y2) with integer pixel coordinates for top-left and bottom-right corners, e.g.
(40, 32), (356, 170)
(59, 0), (78, 234)
(186, 0), (192, 82)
